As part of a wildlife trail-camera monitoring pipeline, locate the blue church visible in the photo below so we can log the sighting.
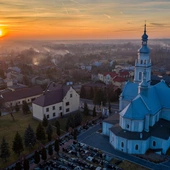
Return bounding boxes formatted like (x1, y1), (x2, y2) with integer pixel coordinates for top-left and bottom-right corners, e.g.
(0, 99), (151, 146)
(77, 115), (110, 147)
(102, 25), (170, 154)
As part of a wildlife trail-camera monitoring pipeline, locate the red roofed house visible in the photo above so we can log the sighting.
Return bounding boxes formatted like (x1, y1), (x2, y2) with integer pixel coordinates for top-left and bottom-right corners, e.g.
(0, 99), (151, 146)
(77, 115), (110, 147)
(98, 72), (117, 85)
(32, 82), (80, 121)
(118, 71), (130, 78)
(112, 76), (126, 89)
(1, 86), (43, 107)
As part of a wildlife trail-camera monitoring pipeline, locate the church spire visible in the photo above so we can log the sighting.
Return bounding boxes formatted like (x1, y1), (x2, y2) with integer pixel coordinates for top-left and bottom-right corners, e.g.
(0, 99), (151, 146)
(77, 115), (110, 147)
(134, 23), (151, 84)
(142, 22), (148, 46)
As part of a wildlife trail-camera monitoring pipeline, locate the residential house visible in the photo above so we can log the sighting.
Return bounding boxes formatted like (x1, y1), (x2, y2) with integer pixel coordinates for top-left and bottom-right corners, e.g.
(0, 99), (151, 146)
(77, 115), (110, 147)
(112, 76), (126, 89)
(32, 82), (80, 121)
(31, 76), (49, 85)
(0, 86), (43, 107)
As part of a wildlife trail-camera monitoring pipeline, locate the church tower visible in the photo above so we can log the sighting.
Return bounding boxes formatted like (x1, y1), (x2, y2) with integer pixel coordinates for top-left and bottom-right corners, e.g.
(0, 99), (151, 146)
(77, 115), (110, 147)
(134, 24), (151, 84)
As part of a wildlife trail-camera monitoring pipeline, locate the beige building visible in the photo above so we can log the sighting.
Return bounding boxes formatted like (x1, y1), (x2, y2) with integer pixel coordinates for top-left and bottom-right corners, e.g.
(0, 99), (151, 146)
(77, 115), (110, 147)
(1, 86), (43, 107)
(32, 83), (80, 121)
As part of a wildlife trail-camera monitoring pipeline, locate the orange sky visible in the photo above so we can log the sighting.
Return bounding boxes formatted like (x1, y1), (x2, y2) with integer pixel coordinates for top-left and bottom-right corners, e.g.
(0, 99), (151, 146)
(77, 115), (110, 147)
(0, 0), (170, 40)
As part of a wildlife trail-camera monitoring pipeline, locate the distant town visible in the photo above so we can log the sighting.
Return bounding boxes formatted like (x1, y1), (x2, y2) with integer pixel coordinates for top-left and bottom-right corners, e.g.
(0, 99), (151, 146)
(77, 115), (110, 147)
(1, 34), (170, 170)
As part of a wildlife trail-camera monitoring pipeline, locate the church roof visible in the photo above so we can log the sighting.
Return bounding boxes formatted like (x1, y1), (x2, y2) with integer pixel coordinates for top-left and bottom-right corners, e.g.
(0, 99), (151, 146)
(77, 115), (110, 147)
(120, 95), (150, 120)
(154, 80), (170, 109)
(110, 119), (170, 140)
(121, 80), (170, 120)
(140, 87), (162, 114)
(103, 113), (119, 125)
(110, 124), (150, 140)
(121, 81), (138, 101)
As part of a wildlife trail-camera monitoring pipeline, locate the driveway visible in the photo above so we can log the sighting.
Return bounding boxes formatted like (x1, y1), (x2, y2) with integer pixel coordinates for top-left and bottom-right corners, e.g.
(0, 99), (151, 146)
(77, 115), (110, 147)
(78, 124), (170, 170)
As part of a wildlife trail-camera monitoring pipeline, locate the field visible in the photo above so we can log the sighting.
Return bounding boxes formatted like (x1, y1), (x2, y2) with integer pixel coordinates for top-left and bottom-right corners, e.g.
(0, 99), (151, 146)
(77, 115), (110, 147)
(0, 111), (95, 168)
(0, 111), (41, 168)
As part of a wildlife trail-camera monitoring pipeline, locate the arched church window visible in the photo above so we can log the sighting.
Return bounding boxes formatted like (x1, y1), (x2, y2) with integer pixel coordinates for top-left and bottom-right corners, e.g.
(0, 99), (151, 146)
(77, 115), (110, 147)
(140, 60), (143, 64)
(121, 142), (124, 148)
(135, 145), (138, 150)
(126, 124), (129, 129)
(144, 60), (146, 64)
(153, 141), (156, 147)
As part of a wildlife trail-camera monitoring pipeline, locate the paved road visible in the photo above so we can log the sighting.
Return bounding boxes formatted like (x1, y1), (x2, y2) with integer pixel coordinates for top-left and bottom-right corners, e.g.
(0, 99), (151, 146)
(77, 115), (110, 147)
(80, 98), (119, 114)
(77, 124), (170, 170)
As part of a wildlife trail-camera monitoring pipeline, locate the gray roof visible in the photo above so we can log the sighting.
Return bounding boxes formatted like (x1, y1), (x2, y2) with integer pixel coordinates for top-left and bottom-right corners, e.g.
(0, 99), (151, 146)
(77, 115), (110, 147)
(2, 86), (43, 102)
(110, 124), (150, 140)
(103, 113), (119, 125)
(110, 119), (170, 140)
(45, 82), (63, 91)
(33, 86), (70, 107)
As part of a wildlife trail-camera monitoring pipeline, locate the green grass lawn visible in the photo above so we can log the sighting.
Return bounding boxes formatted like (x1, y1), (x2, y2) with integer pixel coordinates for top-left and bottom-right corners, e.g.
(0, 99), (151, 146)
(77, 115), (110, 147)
(0, 111), (40, 168)
(0, 110), (97, 168)
(110, 159), (149, 170)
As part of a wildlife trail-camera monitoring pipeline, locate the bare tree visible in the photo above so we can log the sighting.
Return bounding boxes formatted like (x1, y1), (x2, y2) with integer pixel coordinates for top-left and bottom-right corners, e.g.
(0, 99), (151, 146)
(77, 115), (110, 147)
(5, 104), (15, 121)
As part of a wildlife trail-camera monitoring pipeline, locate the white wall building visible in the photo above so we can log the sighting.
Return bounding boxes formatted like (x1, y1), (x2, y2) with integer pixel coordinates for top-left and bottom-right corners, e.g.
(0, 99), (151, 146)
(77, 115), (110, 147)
(32, 82), (80, 121)
(102, 25), (170, 155)
(1, 86), (43, 107)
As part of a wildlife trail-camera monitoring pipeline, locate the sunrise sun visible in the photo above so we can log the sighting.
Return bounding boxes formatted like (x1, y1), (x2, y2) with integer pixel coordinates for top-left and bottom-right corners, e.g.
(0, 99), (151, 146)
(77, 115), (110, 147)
(0, 29), (2, 37)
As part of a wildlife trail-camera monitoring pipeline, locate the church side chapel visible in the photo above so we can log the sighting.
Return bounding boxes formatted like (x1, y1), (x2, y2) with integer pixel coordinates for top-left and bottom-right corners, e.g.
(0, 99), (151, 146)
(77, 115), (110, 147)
(102, 24), (170, 154)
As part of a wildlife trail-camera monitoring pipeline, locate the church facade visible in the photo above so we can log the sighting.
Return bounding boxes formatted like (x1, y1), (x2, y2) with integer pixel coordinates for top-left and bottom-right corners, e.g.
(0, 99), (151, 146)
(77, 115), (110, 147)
(103, 25), (170, 154)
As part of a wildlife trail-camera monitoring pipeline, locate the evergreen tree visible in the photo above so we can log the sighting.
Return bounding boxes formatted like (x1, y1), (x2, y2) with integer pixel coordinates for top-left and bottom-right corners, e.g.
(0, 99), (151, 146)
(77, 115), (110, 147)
(66, 115), (74, 130)
(54, 139), (59, 153)
(24, 124), (36, 147)
(80, 86), (86, 98)
(0, 137), (10, 161)
(36, 123), (46, 142)
(93, 89), (106, 106)
(73, 129), (77, 140)
(15, 162), (22, 170)
(42, 115), (48, 127)
(12, 132), (24, 156)
(92, 106), (97, 117)
(55, 120), (60, 136)
(108, 102), (111, 114)
(74, 112), (82, 127)
(83, 102), (89, 116)
(34, 151), (40, 164)
(48, 144), (53, 156)
(22, 101), (30, 114)
(46, 123), (53, 141)
(15, 103), (20, 112)
(23, 158), (30, 170)
(41, 147), (47, 161)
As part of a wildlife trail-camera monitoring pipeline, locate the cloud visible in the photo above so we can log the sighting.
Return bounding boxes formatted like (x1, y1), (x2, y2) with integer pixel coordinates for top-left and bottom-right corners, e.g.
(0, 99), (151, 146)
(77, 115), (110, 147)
(149, 23), (170, 28)
(150, 22), (166, 26)
(69, 0), (79, 4)
(103, 14), (111, 19)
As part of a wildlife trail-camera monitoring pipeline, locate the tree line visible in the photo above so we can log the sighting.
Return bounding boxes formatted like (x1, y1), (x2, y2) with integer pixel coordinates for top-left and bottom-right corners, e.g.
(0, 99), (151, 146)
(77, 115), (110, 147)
(0, 115), (60, 163)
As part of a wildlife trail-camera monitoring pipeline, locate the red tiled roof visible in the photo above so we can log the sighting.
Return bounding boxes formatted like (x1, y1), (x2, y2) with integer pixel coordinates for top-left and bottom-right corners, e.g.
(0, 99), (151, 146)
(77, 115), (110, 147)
(2, 86), (43, 102)
(113, 76), (126, 82)
(103, 72), (117, 78)
(119, 71), (130, 76)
